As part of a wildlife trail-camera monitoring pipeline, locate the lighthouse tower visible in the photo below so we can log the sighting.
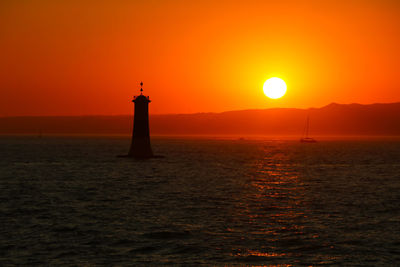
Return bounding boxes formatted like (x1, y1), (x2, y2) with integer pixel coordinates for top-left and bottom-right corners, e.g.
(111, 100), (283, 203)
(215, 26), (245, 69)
(128, 82), (153, 158)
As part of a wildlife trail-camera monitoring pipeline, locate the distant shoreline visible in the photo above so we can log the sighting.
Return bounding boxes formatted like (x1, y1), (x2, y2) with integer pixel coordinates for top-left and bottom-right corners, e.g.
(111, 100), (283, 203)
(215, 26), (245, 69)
(1, 102), (400, 136)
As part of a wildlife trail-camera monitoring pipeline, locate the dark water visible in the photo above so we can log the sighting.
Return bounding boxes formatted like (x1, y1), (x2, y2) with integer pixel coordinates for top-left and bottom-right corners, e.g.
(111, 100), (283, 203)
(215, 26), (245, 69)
(1, 136), (399, 266)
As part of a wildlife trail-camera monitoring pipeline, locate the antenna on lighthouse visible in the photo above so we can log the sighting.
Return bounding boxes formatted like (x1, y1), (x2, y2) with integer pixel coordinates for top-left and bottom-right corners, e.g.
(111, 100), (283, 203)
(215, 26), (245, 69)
(140, 81), (143, 95)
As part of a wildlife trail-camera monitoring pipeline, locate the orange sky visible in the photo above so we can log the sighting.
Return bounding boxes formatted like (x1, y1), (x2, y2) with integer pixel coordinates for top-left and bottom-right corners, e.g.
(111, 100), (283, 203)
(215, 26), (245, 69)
(1, 0), (400, 116)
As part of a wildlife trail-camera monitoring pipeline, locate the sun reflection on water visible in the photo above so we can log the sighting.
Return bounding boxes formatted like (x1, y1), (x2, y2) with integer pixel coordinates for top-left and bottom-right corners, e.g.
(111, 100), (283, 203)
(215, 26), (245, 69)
(232, 144), (307, 263)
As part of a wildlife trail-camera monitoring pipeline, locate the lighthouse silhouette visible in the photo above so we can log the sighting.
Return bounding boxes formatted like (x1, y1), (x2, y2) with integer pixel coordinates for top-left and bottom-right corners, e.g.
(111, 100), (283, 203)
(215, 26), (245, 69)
(128, 82), (154, 158)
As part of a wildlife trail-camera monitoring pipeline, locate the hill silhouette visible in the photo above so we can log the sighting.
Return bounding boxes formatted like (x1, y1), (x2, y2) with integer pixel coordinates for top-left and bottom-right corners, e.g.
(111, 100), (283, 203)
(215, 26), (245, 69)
(1, 102), (399, 136)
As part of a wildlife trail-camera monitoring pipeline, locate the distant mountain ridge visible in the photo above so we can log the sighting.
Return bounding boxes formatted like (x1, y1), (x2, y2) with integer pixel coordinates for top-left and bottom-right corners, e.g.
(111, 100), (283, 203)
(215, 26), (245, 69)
(1, 102), (400, 136)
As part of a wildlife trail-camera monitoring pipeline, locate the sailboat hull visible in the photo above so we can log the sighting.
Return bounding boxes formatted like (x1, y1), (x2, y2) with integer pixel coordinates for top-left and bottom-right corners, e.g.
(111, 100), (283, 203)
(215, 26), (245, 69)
(300, 138), (317, 143)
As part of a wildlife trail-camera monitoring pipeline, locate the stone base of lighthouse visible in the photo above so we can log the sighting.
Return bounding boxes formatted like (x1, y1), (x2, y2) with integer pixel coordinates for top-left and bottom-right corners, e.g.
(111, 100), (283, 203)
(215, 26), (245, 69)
(128, 137), (153, 158)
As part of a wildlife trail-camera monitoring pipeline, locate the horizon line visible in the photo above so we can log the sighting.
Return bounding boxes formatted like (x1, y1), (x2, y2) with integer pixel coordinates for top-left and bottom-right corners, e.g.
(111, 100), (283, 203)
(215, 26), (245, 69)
(1, 101), (400, 118)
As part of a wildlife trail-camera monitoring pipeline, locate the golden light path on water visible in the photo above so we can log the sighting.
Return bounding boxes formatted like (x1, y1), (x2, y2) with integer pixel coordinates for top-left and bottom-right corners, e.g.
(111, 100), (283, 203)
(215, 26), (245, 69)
(228, 142), (339, 264)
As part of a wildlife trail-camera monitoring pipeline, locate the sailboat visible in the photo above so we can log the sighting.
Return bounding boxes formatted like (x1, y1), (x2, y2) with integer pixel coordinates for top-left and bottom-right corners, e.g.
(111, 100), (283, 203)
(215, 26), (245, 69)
(300, 116), (317, 143)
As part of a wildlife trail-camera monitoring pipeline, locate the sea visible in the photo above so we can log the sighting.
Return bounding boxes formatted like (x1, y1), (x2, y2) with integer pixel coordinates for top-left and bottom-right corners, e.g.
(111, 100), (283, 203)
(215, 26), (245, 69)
(0, 136), (399, 266)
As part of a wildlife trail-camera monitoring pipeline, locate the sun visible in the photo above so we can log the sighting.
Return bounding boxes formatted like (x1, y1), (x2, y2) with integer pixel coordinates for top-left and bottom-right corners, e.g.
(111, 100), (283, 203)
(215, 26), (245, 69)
(263, 77), (287, 99)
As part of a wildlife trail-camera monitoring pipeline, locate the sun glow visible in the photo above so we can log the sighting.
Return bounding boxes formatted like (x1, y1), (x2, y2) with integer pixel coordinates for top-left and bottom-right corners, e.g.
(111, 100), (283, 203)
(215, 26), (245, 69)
(263, 77), (287, 99)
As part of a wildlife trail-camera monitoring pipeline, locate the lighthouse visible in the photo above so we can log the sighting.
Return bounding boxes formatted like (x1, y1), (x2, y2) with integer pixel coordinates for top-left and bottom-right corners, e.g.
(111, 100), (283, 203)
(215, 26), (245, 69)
(128, 82), (153, 158)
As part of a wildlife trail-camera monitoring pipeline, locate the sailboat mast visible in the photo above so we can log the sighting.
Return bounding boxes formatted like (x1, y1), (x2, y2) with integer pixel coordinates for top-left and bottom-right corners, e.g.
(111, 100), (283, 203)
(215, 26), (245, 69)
(300, 115), (316, 143)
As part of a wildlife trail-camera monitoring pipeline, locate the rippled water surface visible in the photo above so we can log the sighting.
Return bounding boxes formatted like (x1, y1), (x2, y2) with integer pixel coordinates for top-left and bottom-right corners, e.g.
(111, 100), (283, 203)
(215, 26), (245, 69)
(1, 137), (400, 265)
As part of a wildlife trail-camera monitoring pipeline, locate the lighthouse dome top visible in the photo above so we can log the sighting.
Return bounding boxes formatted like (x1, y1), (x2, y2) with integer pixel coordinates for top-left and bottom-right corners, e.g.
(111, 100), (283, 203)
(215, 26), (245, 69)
(133, 94), (151, 102)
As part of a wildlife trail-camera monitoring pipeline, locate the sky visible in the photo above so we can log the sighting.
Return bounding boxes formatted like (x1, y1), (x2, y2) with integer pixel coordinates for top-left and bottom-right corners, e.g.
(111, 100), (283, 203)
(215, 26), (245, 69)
(1, 0), (400, 116)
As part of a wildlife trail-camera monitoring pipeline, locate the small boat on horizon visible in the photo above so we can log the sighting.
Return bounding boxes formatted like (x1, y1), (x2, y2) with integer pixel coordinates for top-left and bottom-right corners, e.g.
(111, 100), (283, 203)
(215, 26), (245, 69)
(300, 116), (317, 143)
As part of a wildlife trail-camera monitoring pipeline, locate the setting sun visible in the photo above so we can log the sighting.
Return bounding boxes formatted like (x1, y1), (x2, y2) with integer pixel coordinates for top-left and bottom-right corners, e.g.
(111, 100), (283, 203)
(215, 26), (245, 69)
(263, 77), (287, 99)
